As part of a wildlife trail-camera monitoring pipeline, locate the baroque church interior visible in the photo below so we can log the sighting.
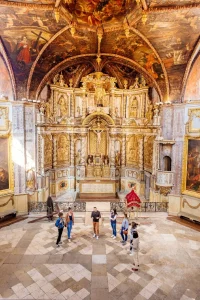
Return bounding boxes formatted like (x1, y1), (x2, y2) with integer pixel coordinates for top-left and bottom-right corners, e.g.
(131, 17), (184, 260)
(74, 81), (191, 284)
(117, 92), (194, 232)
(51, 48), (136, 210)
(0, 0), (200, 299)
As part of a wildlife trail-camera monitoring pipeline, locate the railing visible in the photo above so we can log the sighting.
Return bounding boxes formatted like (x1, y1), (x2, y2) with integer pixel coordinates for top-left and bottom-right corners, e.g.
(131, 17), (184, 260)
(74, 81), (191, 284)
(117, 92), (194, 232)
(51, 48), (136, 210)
(111, 202), (168, 212)
(28, 201), (86, 213)
(156, 171), (174, 187)
(28, 201), (168, 213)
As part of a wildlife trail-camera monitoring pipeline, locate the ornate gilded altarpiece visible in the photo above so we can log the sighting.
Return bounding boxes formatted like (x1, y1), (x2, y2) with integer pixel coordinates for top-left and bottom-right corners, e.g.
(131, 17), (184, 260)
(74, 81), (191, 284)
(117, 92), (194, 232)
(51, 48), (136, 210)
(36, 72), (160, 198)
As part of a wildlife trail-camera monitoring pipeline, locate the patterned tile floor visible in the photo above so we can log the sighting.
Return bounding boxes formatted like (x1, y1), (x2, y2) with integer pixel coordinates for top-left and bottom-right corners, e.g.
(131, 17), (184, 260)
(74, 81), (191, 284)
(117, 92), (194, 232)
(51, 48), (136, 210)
(0, 216), (200, 300)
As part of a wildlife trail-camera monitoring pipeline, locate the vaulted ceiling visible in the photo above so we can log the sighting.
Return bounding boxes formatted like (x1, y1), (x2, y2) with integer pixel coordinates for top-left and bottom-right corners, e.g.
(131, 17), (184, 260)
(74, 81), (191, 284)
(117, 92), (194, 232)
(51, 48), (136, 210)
(0, 0), (199, 101)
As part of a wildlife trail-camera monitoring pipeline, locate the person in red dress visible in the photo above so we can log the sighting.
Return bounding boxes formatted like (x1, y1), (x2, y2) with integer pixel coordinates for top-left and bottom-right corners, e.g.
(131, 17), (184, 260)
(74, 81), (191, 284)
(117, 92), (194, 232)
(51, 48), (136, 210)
(16, 36), (31, 64)
(125, 184), (141, 218)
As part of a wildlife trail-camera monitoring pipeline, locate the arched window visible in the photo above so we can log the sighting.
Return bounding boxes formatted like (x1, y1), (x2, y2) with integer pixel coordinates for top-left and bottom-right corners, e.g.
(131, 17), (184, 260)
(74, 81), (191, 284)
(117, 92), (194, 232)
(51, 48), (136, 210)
(163, 156), (171, 171)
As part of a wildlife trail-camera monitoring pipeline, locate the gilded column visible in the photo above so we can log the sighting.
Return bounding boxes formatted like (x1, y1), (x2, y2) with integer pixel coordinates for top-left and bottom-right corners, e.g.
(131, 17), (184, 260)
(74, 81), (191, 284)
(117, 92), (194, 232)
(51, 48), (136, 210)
(70, 93), (75, 117)
(138, 134), (144, 170)
(52, 134), (57, 169)
(121, 134), (126, 167)
(110, 135), (115, 167)
(80, 134), (87, 165)
(70, 134), (75, 166)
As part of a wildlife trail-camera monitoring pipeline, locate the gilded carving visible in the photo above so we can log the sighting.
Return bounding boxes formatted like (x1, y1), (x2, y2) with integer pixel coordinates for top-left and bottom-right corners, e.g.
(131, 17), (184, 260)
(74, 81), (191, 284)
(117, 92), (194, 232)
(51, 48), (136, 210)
(58, 95), (69, 117)
(182, 198), (200, 210)
(126, 135), (139, 166)
(57, 134), (70, 164)
(144, 136), (154, 170)
(44, 135), (52, 167)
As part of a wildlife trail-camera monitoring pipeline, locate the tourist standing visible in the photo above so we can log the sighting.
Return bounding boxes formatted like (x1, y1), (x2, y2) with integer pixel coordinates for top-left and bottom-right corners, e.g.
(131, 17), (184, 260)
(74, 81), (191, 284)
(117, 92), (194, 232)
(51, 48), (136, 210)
(55, 212), (65, 247)
(120, 213), (129, 245)
(65, 207), (74, 242)
(91, 207), (101, 239)
(47, 196), (54, 221)
(110, 208), (117, 239)
(130, 230), (140, 271)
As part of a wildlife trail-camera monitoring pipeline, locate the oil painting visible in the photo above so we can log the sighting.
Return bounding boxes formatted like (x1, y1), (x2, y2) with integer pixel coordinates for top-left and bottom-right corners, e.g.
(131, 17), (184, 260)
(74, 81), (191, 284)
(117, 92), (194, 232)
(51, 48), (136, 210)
(0, 137), (9, 191)
(182, 137), (200, 198)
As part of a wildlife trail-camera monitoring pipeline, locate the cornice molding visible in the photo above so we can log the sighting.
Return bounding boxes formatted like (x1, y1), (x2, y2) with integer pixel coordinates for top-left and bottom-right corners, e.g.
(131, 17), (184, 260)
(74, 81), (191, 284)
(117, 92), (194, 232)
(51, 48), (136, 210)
(146, 3), (200, 13)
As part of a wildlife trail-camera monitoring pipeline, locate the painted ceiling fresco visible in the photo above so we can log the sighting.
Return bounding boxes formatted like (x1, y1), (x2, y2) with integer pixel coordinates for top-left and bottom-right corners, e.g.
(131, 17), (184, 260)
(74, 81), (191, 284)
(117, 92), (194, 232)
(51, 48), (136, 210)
(64, 0), (137, 26)
(0, 0), (199, 101)
(147, 0), (200, 7)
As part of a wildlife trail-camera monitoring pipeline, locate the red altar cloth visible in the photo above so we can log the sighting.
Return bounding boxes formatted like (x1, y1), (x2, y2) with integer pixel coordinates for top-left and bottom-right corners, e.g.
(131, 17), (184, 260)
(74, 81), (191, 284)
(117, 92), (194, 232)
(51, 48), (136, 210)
(125, 189), (141, 208)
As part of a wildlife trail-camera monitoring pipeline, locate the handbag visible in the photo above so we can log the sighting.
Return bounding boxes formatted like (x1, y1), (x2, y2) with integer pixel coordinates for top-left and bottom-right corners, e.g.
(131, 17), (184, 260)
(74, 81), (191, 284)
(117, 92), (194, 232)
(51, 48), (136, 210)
(123, 230), (128, 234)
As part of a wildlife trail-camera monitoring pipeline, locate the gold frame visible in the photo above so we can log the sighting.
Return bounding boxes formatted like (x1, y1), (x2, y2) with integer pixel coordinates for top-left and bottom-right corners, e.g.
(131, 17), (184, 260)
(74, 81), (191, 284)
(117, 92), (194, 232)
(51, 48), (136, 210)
(182, 136), (200, 198)
(0, 133), (14, 196)
(188, 108), (200, 133)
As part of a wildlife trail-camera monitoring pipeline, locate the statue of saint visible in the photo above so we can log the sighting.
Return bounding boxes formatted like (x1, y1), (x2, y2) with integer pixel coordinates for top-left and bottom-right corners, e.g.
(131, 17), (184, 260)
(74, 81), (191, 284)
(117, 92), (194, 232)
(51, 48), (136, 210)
(95, 85), (106, 106)
(130, 97), (137, 118)
(76, 106), (81, 116)
(44, 101), (51, 119)
(115, 151), (121, 166)
(58, 96), (68, 117)
(129, 77), (139, 89)
(145, 104), (153, 122)
(115, 107), (119, 117)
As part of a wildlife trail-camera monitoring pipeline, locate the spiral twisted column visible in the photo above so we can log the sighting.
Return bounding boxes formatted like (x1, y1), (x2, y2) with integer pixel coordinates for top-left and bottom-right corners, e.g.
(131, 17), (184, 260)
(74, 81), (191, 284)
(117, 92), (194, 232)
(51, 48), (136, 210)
(52, 134), (57, 169)
(80, 134), (87, 165)
(70, 134), (75, 166)
(121, 134), (126, 167)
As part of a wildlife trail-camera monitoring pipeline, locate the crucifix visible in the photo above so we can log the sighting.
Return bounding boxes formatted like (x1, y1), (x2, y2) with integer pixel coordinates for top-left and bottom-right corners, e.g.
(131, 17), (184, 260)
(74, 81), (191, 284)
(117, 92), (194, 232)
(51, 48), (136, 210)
(92, 116), (106, 153)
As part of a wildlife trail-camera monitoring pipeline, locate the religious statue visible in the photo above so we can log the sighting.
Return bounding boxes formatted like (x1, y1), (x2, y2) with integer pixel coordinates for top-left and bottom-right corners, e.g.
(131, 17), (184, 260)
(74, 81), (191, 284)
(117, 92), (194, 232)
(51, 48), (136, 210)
(104, 155), (109, 166)
(145, 103), (153, 123)
(140, 75), (146, 87)
(115, 107), (119, 118)
(76, 150), (81, 165)
(59, 74), (65, 87)
(57, 135), (69, 161)
(115, 151), (121, 166)
(43, 101), (51, 119)
(26, 168), (35, 190)
(58, 96), (68, 117)
(129, 77), (139, 89)
(94, 129), (103, 148)
(130, 97), (137, 118)
(53, 74), (59, 85)
(76, 106), (81, 116)
(95, 85), (106, 106)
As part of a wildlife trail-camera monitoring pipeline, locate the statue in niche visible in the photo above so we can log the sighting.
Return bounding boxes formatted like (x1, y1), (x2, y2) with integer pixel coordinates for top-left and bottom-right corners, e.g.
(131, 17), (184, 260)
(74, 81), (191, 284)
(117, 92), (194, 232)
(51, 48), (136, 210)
(95, 85), (106, 106)
(145, 103), (153, 122)
(94, 129), (104, 148)
(76, 150), (81, 165)
(58, 135), (69, 161)
(76, 106), (81, 116)
(58, 96), (68, 117)
(26, 168), (35, 190)
(104, 155), (109, 166)
(115, 106), (119, 117)
(115, 151), (121, 166)
(129, 77), (139, 89)
(130, 97), (137, 118)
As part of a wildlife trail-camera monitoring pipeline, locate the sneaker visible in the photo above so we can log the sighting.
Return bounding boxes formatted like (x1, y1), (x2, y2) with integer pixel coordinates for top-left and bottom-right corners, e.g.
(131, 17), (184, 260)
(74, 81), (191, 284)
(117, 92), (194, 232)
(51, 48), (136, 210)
(111, 235), (114, 238)
(122, 242), (126, 245)
(56, 244), (60, 247)
(58, 242), (62, 244)
(129, 253), (133, 256)
(113, 236), (116, 239)
(120, 240), (124, 243)
(96, 236), (99, 240)
(68, 239), (71, 242)
(132, 268), (138, 271)
(93, 234), (96, 238)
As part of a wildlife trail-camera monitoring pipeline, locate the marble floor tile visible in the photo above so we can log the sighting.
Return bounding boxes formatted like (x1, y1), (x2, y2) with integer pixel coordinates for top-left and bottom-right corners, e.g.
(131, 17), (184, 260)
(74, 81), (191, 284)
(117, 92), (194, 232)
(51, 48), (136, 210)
(0, 217), (199, 300)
